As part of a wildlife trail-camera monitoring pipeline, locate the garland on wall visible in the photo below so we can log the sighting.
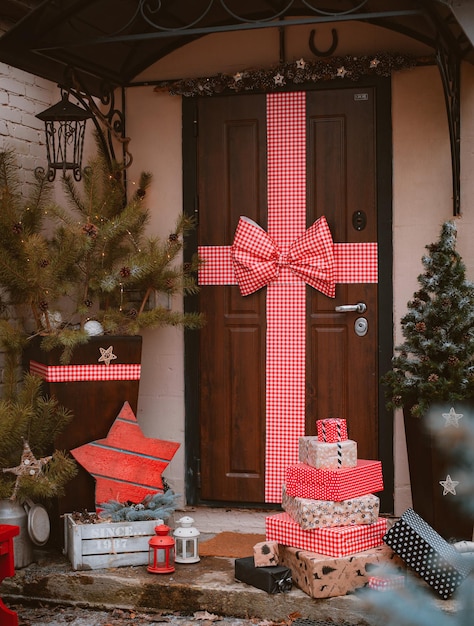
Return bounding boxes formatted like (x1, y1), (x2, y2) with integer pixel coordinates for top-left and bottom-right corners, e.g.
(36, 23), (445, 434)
(156, 53), (432, 97)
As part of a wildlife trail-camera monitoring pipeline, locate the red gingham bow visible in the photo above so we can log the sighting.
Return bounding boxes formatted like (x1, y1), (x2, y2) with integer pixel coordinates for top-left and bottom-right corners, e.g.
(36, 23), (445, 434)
(231, 215), (336, 297)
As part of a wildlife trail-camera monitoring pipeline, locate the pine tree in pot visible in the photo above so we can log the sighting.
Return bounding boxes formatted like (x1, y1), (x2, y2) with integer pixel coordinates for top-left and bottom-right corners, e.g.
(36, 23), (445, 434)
(383, 220), (474, 541)
(0, 148), (204, 527)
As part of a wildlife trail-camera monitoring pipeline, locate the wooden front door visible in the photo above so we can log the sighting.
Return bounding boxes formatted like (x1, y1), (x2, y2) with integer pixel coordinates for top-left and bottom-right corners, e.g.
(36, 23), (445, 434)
(192, 86), (385, 506)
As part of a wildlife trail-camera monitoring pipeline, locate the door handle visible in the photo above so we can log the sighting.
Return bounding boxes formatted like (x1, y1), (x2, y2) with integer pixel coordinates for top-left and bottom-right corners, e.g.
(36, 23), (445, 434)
(334, 302), (367, 314)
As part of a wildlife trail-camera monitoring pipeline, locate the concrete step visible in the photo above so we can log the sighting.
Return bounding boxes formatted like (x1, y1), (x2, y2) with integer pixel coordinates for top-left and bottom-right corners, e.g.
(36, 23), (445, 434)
(1, 546), (388, 625)
(0, 508), (460, 626)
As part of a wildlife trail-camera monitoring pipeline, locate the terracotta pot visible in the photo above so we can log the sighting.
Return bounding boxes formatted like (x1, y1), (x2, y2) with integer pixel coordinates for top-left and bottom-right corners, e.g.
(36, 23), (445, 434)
(403, 404), (474, 541)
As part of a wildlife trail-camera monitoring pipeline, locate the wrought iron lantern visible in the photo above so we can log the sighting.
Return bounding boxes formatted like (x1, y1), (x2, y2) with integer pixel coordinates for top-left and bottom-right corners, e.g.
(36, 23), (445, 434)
(173, 515), (200, 564)
(147, 524), (175, 574)
(36, 92), (92, 182)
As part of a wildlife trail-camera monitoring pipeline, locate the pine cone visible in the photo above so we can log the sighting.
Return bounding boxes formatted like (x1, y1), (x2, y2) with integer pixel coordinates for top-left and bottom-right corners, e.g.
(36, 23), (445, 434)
(82, 222), (98, 238)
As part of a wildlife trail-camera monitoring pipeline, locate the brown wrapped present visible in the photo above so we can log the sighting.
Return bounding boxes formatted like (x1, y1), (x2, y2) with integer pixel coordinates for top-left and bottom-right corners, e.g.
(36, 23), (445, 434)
(253, 541), (279, 566)
(279, 544), (404, 599)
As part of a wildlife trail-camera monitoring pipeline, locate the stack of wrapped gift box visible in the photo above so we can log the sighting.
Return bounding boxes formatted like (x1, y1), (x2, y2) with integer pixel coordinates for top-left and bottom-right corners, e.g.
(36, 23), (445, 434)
(265, 418), (405, 598)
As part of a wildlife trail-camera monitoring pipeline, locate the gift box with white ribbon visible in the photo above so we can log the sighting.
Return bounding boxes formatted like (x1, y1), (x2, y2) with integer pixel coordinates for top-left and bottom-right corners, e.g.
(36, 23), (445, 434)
(265, 512), (387, 558)
(285, 459), (383, 501)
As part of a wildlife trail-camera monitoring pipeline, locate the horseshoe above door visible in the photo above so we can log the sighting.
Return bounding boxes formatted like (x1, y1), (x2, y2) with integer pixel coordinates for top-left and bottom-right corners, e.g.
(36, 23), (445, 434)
(309, 28), (339, 57)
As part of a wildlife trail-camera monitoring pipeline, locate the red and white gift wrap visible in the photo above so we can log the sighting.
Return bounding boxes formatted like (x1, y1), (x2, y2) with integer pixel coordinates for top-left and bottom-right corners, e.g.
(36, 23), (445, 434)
(316, 418), (348, 443)
(299, 436), (357, 469)
(30, 360), (141, 382)
(280, 544), (404, 599)
(368, 575), (406, 591)
(285, 459), (384, 501)
(198, 92), (378, 502)
(265, 512), (388, 558)
(282, 484), (379, 530)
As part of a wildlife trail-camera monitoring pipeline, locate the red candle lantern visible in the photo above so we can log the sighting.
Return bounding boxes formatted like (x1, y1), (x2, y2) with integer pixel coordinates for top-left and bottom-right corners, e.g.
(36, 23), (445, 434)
(147, 524), (175, 574)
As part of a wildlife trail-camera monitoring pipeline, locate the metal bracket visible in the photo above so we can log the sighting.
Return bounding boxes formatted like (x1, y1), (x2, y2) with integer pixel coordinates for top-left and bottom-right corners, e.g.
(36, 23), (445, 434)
(435, 34), (461, 216)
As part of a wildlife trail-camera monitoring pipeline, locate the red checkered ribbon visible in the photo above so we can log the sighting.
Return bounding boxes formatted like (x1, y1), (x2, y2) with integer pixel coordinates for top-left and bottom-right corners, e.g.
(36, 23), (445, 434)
(30, 360), (141, 382)
(231, 215), (335, 297)
(198, 92), (378, 502)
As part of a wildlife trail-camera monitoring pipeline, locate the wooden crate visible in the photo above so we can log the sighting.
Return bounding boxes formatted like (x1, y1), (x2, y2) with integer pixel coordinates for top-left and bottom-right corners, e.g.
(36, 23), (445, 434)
(64, 514), (161, 570)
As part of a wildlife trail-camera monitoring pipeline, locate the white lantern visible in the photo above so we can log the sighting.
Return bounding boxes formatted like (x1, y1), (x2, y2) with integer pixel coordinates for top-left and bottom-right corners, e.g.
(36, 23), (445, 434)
(173, 516), (200, 563)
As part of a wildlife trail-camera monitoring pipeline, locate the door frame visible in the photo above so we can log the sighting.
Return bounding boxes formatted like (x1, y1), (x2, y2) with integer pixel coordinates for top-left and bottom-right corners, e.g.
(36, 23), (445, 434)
(183, 77), (394, 513)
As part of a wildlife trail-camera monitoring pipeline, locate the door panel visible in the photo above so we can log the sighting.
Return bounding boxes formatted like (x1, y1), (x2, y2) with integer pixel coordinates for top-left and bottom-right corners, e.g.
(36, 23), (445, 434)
(306, 89), (378, 460)
(198, 96), (267, 502)
(197, 87), (378, 503)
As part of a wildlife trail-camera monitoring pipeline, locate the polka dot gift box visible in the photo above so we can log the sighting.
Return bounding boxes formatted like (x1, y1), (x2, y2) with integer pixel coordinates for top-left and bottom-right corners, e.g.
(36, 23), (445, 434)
(285, 459), (383, 501)
(383, 508), (471, 599)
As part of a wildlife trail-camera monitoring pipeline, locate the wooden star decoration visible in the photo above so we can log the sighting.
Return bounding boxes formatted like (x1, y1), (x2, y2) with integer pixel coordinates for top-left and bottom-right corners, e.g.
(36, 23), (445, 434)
(98, 345), (117, 365)
(442, 407), (463, 428)
(439, 474), (459, 496)
(71, 402), (180, 507)
(2, 440), (52, 500)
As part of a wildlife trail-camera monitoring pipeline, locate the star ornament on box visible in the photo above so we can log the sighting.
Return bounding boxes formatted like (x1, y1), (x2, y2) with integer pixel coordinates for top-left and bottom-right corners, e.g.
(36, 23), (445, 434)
(98, 345), (117, 365)
(71, 402), (180, 506)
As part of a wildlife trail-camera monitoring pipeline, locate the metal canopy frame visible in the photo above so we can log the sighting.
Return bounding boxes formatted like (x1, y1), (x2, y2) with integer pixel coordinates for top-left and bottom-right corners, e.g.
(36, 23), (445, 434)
(0, 0), (472, 214)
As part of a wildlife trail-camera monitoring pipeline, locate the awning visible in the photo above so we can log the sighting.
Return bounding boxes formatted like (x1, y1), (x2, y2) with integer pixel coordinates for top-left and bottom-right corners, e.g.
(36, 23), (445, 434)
(1, 0), (473, 214)
(0, 0), (473, 96)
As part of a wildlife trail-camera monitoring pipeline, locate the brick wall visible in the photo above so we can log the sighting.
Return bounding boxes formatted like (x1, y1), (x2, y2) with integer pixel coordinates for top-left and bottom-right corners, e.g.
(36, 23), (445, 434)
(0, 20), (56, 391)
(0, 18), (55, 180)
(0, 63), (55, 177)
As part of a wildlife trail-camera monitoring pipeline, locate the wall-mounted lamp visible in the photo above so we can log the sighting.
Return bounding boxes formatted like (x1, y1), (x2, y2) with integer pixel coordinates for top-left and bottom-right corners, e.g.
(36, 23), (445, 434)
(36, 92), (92, 182)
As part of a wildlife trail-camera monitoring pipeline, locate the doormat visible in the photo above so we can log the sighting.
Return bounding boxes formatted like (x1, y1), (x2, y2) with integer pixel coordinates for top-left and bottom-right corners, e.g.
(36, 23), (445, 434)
(199, 532), (266, 558)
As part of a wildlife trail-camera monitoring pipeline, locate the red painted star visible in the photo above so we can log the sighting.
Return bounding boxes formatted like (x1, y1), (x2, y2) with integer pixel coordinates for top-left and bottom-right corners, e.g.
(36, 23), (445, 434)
(71, 402), (180, 507)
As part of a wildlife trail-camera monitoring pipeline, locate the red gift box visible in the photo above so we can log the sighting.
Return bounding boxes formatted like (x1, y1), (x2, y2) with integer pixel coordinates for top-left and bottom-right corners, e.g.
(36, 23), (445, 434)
(266, 512), (388, 557)
(285, 459), (383, 501)
(316, 418), (348, 442)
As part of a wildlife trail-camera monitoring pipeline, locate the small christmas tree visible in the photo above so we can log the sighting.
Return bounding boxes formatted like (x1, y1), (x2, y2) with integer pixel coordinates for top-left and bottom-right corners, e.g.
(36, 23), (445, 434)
(0, 373), (77, 502)
(383, 220), (474, 418)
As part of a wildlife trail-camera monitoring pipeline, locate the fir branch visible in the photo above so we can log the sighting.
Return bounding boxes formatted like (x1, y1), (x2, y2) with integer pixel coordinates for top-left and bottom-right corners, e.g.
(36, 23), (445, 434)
(98, 490), (181, 522)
